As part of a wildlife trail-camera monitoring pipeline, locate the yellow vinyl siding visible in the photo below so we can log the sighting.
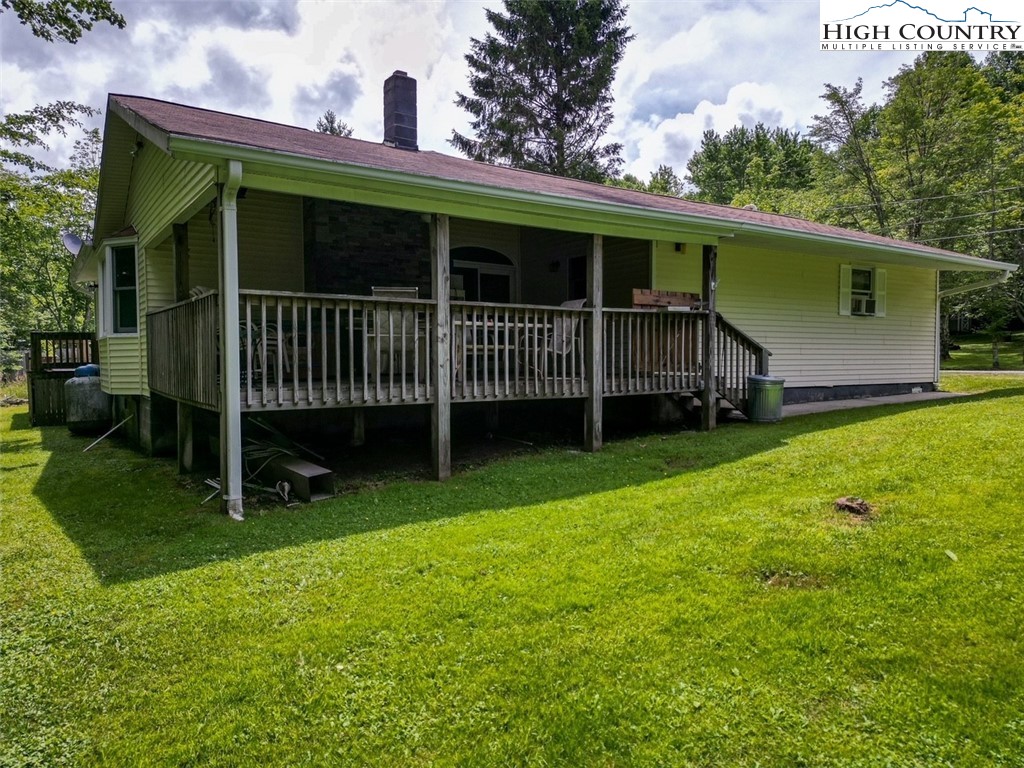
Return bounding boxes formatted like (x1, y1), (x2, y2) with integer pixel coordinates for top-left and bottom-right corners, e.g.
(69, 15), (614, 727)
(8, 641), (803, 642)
(652, 240), (699, 292)
(652, 240), (938, 388)
(140, 241), (175, 394)
(238, 190), (304, 291)
(102, 137), (213, 394)
(127, 141), (215, 250)
(97, 335), (142, 394)
(186, 189), (304, 292)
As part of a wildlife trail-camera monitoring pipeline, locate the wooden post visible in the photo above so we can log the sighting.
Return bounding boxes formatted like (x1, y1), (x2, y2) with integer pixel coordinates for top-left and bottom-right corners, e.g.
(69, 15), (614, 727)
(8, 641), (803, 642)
(430, 214), (451, 480)
(177, 402), (194, 473)
(350, 408), (366, 447)
(701, 244), (718, 431)
(584, 234), (603, 451)
(173, 222), (190, 302)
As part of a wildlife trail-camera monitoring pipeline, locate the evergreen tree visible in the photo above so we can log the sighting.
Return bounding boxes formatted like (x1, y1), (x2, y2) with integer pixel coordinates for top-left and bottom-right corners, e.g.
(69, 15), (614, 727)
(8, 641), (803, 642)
(315, 109), (354, 138)
(451, 0), (633, 182)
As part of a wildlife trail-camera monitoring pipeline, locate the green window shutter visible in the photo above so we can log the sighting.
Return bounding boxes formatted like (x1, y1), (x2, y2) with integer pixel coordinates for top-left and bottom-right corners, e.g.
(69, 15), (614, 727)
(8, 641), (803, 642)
(874, 268), (886, 318)
(838, 264), (852, 316)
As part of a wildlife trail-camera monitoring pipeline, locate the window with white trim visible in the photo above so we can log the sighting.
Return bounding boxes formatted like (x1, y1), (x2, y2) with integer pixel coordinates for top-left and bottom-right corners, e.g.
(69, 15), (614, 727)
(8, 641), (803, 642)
(99, 242), (139, 335)
(839, 264), (886, 317)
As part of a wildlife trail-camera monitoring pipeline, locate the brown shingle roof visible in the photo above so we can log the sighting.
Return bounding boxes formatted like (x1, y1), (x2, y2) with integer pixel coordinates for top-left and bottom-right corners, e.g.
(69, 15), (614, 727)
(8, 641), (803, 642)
(108, 94), (1005, 267)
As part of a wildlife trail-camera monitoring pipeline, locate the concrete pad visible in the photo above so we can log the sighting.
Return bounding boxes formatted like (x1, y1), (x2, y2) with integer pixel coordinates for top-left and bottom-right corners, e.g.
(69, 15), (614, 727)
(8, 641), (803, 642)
(782, 390), (964, 417)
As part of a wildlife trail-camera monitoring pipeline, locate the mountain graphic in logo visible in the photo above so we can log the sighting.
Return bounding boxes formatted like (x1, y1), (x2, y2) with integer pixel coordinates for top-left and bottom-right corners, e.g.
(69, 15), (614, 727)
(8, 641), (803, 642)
(832, 1), (1017, 23)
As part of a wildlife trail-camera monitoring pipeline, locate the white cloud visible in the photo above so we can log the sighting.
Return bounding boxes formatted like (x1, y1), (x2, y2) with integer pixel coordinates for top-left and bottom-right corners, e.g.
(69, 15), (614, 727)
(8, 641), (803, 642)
(0, 0), (935, 174)
(625, 81), (801, 180)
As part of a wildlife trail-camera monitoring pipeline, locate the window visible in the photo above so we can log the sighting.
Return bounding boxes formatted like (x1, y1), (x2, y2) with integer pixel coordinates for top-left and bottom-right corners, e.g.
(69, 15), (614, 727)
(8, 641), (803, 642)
(839, 264), (886, 318)
(106, 244), (138, 334)
(451, 247), (517, 303)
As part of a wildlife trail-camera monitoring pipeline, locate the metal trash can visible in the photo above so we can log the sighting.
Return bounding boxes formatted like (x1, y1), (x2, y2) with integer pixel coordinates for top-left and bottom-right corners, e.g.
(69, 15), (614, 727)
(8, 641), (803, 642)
(746, 375), (785, 423)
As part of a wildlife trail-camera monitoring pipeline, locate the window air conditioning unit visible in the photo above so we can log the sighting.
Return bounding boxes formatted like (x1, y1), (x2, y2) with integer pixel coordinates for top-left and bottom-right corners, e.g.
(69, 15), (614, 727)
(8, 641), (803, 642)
(851, 296), (876, 316)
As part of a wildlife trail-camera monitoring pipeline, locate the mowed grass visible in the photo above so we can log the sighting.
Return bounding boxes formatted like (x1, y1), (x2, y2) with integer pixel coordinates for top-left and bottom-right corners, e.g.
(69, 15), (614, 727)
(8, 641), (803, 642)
(2, 374), (1023, 767)
(943, 332), (1024, 371)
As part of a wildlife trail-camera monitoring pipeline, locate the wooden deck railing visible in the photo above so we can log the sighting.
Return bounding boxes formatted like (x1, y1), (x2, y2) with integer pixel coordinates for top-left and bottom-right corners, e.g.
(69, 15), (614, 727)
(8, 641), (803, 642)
(603, 309), (703, 395)
(715, 312), (771, 409)
(239, 290), (436, 409)
(450, 301), (590, 401)
(146, 292), (770, 415)
(29, 331), (98, 372)
(148, 292), (220, 410)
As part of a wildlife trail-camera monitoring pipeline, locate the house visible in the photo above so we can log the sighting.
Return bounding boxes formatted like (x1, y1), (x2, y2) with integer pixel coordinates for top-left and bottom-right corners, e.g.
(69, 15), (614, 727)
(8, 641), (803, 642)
(72, 71), (1017, 519)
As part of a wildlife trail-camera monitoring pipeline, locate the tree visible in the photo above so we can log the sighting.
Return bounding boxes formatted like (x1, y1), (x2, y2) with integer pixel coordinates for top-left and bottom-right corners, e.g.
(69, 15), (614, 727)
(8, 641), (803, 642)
(1, 103), (98, 359)
(1, 0), (124, 43)
(451, 0), (633, 182)
(685, 123), (817, 209)
(809, 80), (890, 236)
(315, 109), (354, 138)
(606, 164), (682, 196)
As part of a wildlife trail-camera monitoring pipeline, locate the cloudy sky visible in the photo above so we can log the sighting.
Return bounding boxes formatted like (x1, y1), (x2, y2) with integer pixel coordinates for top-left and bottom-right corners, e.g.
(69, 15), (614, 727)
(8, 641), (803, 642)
(0, 0), (948, 179)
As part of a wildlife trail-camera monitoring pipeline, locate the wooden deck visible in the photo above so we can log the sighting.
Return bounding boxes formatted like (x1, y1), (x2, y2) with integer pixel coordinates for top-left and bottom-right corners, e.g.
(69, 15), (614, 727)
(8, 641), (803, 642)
(148, 290), (769, 414)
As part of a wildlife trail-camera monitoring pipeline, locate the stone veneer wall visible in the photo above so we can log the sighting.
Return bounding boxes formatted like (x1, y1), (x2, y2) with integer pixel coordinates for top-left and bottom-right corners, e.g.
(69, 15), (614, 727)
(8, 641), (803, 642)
(303, 199), (432, 297)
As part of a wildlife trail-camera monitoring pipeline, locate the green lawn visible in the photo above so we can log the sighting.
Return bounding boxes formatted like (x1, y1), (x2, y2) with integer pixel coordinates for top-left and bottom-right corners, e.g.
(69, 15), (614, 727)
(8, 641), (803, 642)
(943, 333), (1024, 371)
(3, 374), (1023, 766)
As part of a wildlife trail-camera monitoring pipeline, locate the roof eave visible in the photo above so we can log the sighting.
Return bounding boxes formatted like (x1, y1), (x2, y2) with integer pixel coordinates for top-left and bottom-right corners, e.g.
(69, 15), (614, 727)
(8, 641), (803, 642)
(165, 134), (1017, 275)
(731, 221), (1019, 273)
(167, 135), (738, 242)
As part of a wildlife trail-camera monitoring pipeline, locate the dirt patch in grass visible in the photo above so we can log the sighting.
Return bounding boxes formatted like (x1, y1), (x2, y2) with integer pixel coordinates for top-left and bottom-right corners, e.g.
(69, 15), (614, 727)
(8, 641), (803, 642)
(756, 568), (828, 590)
(833, 496), (877, 525)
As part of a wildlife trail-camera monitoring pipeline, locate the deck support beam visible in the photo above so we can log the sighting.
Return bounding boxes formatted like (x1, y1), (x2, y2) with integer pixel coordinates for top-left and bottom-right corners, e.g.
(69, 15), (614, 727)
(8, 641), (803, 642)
(584, 234), (603, 452)
(701, 243), (718, 431)
(177, 402), (194, 473)
(430, 213), (451, 480)
(218, 160), (245, 520)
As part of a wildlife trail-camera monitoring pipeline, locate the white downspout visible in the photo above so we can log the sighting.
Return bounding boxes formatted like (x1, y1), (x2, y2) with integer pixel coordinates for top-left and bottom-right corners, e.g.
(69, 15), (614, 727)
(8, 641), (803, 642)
(219, 160), (244, 521)
(934, 271), (941, 385)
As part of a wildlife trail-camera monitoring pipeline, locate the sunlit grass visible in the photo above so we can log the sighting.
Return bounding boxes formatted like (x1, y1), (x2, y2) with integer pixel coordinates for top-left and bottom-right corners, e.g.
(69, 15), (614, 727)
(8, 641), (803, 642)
(2, 374), (1023, 766)
(943, 332), (1024, 371)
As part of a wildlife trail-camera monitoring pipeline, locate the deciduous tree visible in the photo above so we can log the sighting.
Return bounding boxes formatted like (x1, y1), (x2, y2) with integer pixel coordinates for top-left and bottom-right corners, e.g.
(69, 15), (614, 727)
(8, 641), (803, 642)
(0, 0), (124, 43)
(1, 103), (98, 361)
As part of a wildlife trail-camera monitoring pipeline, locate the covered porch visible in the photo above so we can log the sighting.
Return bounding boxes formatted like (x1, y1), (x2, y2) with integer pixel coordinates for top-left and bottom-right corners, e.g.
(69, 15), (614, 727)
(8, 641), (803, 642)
(144, 176), (769, 517)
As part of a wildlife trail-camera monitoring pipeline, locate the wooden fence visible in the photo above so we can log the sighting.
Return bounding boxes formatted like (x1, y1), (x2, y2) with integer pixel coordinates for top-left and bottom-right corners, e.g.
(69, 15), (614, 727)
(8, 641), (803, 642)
(27, 331), (98, 425)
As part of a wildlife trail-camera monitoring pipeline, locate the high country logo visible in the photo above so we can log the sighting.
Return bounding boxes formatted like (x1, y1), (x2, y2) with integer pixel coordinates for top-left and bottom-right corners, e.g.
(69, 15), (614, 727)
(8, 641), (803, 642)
(820, 0), (1022, 50)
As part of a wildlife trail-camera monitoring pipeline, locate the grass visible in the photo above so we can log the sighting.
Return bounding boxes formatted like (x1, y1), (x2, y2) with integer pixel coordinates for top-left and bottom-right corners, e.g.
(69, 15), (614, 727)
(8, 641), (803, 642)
(0, 377), (28, 401)
(943, 332), (1024, 371)
(2, 373), (1024, 766)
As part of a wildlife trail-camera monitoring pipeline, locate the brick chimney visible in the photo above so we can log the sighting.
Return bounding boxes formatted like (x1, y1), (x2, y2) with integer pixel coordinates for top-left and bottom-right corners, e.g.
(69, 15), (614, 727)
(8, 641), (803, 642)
(383, 70), (418, 150)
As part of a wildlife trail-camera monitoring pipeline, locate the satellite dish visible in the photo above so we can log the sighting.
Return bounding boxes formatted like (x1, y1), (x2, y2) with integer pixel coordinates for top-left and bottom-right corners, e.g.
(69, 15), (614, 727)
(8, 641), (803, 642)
(61, 232), (84, 256)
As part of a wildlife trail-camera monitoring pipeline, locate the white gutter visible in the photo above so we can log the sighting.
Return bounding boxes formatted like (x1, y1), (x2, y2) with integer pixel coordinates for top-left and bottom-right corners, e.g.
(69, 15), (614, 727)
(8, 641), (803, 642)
(938, 270), (1013, 298)
(219, 159), (244, 521)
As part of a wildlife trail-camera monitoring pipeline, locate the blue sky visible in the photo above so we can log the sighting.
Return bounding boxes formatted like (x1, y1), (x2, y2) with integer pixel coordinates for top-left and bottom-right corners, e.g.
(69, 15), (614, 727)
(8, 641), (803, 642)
(0, 0), (959, 178)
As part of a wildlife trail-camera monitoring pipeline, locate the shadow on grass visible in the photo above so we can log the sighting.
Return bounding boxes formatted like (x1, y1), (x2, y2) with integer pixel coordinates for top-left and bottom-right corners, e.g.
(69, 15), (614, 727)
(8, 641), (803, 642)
(22, 385), (1024, 585)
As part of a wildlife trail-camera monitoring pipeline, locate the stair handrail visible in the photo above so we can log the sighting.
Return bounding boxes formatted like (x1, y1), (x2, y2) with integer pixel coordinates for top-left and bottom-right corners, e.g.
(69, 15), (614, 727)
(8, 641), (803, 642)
(715, 312), (772, 375)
